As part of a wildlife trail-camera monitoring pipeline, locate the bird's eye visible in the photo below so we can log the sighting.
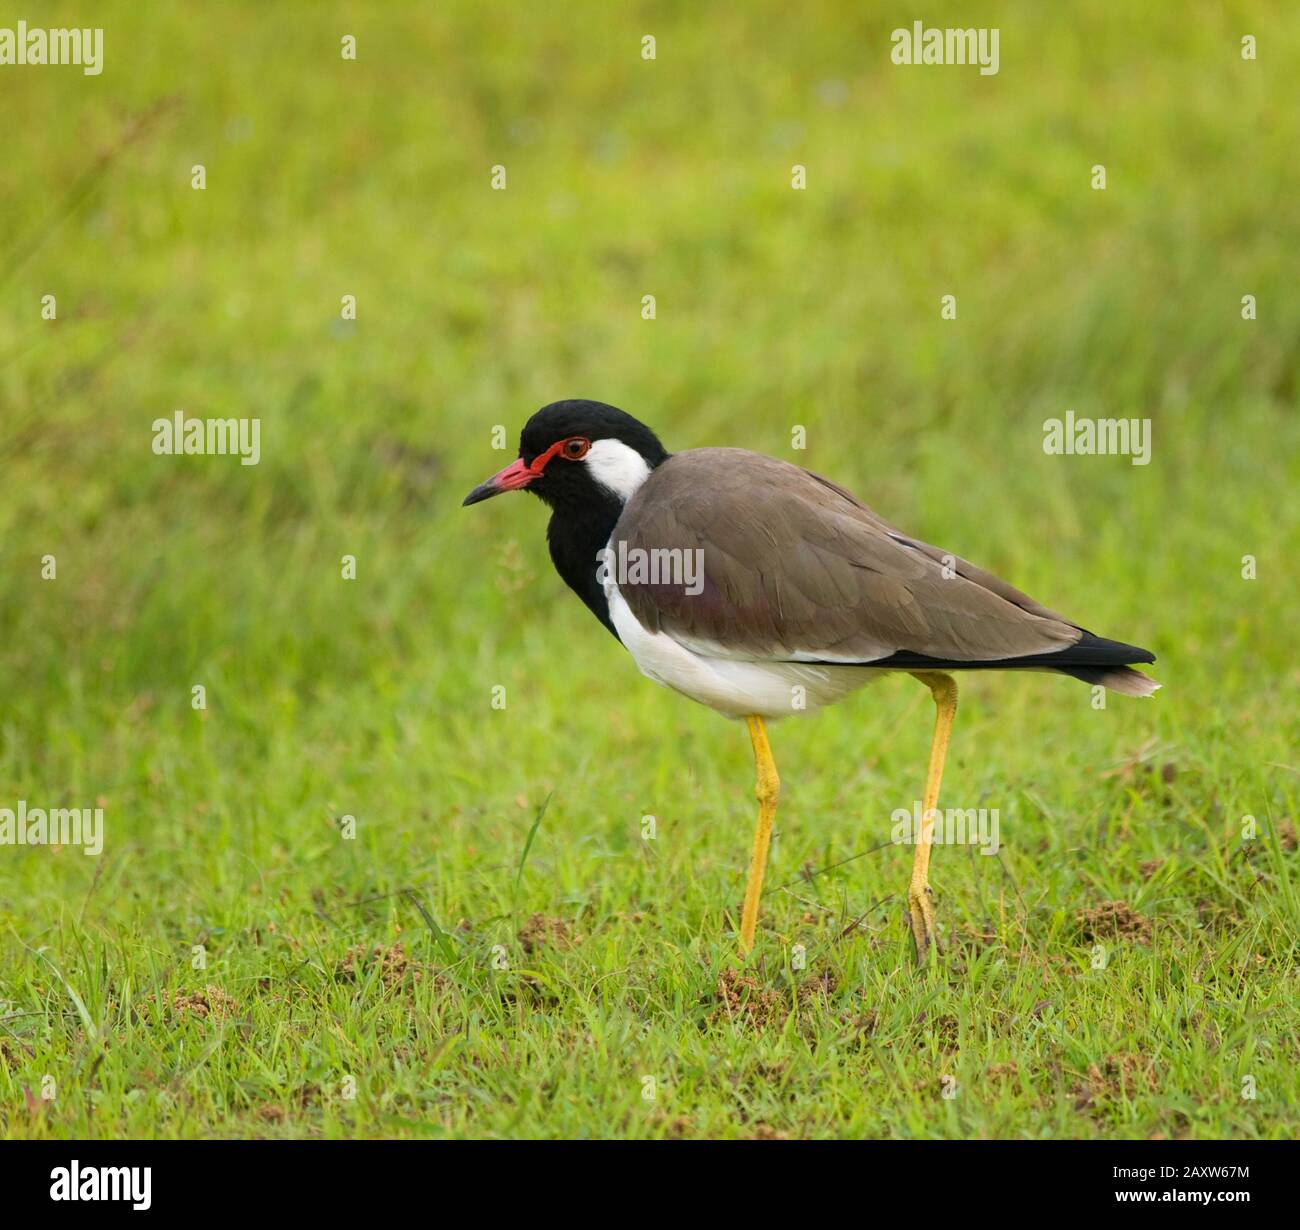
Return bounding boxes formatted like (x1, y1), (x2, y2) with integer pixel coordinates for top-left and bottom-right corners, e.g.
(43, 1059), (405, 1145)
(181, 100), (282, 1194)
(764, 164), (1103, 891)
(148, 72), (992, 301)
(562, 437), (590, 460)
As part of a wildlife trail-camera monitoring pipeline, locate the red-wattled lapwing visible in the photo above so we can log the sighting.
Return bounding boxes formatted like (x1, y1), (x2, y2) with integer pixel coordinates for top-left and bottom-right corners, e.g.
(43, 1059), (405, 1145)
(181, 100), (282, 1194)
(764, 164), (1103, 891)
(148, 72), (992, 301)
(464, 400), (1158, 960)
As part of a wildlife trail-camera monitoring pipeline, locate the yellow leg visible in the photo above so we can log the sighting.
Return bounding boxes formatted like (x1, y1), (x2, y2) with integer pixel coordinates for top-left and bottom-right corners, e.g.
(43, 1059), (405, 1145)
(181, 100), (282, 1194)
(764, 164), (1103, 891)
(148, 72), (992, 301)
(907, 672), (958, 962)
(738, 715), (780, 955)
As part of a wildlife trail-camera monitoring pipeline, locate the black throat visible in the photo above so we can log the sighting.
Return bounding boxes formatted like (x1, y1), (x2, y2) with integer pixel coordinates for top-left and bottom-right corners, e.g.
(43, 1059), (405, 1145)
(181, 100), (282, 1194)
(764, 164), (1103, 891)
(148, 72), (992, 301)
(545, 494), (626, 640)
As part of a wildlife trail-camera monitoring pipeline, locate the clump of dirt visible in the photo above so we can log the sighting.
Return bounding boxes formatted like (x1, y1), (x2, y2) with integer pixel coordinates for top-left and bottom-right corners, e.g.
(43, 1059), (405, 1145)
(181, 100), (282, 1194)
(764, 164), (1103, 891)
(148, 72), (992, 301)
(1279, 820), (1297, 852)
(842, 1009), (879, 1040)
(518, 914), (582, 954)
(1073, 1052), (1158, 1109)
(1075, 901), (1152, 945)
(336, 942), (427, 990)
(1138, 859), (1164, 880)
(797, 968), (837, 1004)
(912, 1010), (960, 1054)
(711, 966), (837, 1030)
(659, 1115), (693, 1139)
(288, 1082), (324, 1109)
(1195, 897), (1243, 931)
(749, 1123), (790, 1140)
(987, 1061), (1019, 1081)
(713, 968), (786, 1029)
(170, 985), (239, 1020)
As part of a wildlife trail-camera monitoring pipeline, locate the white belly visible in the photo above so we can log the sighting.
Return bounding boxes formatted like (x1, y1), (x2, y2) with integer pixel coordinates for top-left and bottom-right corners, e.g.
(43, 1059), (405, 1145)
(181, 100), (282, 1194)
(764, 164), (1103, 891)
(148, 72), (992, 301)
(606, 587), (885, 720)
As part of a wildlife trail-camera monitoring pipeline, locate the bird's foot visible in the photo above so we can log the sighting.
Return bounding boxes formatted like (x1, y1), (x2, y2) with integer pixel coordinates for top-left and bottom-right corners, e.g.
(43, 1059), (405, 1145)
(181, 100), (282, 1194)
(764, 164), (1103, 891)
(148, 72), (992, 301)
(908, 885), (941, 963)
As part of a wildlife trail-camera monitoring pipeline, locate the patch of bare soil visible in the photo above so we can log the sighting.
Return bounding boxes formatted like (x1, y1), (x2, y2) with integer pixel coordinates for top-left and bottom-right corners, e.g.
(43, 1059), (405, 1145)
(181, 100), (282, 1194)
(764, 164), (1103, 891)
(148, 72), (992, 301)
(1072, 1052), (1159, 1110)
(911, 1010), (960, 1054)
(657, 1114), (693, 1138)
(1075, 900), (1152, 944)
(169, 985), (239, 1020)
(711, 966), (837, 1030)
(841, 1007), (879, 1041)
(335, 942), (429, 990)
(518, 913), (582, 954)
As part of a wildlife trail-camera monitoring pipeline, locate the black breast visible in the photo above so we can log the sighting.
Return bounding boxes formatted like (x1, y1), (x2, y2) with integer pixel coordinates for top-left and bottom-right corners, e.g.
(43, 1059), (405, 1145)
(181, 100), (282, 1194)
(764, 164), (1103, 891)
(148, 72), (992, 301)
(545, 499), (624, 641)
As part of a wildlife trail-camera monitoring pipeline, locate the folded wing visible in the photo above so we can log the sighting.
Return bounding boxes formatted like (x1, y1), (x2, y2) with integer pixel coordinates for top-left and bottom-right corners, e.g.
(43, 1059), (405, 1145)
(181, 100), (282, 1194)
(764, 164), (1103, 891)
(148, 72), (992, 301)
(613, 448), (1147, 671)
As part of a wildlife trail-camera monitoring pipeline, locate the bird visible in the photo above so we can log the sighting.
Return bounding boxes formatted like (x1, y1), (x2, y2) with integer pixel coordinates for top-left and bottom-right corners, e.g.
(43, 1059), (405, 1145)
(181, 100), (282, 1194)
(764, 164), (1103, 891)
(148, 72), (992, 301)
(463, 399), (1158, 961)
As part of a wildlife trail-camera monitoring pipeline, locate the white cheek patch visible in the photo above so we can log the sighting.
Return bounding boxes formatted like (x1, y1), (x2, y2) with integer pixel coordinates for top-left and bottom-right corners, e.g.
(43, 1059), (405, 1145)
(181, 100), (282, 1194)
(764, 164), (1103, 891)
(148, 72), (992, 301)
(583, 438), (652, 502)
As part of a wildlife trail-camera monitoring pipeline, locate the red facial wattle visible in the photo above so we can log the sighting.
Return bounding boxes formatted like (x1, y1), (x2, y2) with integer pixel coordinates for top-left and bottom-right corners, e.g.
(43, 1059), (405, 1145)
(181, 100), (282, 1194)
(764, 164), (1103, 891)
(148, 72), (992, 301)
(462, 436), (590, 505)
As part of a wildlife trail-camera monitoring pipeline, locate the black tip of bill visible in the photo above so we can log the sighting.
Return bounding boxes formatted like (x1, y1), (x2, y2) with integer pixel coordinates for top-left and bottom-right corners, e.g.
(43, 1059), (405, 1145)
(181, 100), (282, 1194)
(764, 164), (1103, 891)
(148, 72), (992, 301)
(462, 481), (502, 507)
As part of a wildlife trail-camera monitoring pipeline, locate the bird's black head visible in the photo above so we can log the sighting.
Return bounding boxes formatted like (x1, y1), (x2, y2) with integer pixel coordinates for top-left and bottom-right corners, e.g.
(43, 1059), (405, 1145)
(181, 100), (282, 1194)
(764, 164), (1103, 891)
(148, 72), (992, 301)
(463, 400), (669, 511)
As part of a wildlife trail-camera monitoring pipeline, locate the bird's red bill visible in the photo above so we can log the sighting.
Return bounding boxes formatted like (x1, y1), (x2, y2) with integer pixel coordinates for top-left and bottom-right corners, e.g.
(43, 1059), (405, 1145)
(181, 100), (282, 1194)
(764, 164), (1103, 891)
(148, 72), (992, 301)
(462, 458), (536, 505)
(462, 438), (574, 506)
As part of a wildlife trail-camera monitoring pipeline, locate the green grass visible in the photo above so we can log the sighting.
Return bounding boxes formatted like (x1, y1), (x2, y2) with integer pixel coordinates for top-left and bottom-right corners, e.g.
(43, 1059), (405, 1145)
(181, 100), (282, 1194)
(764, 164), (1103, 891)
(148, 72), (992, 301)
(1, 0), (1297, 1138)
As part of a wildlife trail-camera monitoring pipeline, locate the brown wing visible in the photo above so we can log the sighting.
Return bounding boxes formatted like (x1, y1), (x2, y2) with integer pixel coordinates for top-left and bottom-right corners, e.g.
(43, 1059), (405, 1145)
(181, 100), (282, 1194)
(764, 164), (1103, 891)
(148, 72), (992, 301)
(613, 448), (1085, 663)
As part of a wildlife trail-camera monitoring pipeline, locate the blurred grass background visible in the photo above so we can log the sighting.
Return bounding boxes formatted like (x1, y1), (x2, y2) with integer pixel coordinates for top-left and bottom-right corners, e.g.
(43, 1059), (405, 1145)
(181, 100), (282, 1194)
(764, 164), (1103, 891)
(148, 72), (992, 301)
(0, 0), (1297, 1138)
